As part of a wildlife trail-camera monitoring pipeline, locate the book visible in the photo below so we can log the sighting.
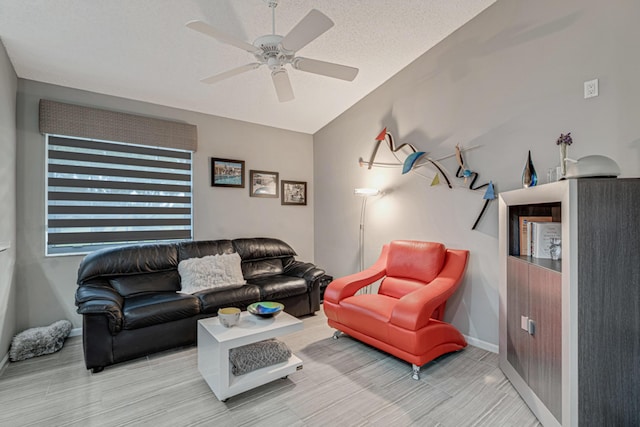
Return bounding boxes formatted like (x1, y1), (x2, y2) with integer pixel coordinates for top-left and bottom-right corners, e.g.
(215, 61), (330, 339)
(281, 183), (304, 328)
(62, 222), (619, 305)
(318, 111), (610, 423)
(530, 221), (562, 259)
(519, 216), (552, 256)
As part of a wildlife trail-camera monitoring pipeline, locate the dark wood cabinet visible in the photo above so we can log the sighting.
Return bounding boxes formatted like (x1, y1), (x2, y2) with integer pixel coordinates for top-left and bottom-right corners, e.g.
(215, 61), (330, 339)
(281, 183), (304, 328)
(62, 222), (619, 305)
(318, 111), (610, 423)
(499, 178), (640, 427)
(507, 257), (562, 421)
(506, 257), (530, 382)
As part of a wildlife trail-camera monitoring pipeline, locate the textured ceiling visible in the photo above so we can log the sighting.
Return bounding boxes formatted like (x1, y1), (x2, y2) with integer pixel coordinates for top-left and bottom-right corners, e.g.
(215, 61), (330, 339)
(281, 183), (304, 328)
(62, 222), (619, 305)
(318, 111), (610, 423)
(0, 0), (495, 134)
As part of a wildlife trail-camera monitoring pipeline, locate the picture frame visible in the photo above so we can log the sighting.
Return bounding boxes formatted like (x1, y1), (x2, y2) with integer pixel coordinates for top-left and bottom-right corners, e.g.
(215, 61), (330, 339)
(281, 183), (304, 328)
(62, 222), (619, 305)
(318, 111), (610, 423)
(249, 170), (279, 198)
(281, 180), (307, 205)
(211, 158), (245, 188)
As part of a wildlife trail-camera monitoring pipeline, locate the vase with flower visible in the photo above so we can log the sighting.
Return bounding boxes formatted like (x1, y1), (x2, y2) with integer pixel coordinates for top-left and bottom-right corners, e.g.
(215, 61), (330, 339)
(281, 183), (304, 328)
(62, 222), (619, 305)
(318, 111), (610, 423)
(557, 132), (573, 178)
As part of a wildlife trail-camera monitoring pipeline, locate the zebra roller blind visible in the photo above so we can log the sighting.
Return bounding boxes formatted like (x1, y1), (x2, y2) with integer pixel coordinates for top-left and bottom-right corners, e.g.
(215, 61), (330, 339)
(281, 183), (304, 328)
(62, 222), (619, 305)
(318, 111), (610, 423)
(46, 135), (192, 255)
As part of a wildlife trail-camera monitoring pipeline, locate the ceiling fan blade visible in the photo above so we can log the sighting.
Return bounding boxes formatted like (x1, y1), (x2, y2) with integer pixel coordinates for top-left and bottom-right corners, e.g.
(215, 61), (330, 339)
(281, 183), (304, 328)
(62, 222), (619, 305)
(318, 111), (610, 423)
(186, 20), (260, 53)
(293, 57), (359, 81)
(271, 69), (294, 102)
(280, 9), (334, 53)
(201, 63), (261, 84)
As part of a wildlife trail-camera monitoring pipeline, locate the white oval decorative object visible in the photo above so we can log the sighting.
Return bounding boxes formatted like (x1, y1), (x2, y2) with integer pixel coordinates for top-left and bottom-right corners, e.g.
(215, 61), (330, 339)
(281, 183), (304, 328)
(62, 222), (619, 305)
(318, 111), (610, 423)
(565, 155), (621, 179)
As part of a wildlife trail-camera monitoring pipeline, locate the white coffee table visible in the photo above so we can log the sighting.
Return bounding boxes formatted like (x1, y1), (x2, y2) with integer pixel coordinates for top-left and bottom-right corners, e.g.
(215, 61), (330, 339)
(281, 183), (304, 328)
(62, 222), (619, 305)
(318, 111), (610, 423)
(197, 311), (303, 401)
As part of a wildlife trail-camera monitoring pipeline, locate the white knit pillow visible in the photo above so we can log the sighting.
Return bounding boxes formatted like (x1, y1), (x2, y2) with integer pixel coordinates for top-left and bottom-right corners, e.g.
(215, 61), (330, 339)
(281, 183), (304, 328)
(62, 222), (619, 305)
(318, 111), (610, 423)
(178, 253), (246, 294)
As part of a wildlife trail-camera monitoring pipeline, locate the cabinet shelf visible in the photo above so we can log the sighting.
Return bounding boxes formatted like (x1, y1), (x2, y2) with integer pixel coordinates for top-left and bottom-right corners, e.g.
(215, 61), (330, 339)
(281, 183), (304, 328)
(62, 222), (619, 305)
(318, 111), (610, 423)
(508, 255), (561, 273)
(508, 202), (561, 258)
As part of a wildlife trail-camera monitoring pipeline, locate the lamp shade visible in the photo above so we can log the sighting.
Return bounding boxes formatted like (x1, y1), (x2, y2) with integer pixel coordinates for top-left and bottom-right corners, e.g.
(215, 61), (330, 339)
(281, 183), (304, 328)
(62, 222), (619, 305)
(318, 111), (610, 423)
(354, 188), (380, 196)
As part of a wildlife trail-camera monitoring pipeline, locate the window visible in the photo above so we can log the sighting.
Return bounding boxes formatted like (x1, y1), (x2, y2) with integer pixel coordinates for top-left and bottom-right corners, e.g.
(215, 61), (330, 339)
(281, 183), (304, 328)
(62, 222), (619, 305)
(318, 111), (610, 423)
(46, 135), (192, 255)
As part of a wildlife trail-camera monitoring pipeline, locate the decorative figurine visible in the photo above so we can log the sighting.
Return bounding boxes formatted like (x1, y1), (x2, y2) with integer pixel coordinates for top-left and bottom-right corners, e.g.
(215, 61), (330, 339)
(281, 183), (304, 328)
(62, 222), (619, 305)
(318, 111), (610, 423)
(557, 132), (573, 177)
(522, 150), (538, 188)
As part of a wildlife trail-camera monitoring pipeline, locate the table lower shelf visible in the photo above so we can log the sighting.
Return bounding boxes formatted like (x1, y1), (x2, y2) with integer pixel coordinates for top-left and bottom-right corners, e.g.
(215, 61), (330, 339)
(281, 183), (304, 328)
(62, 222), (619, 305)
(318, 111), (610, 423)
(226, 355), (302, 398)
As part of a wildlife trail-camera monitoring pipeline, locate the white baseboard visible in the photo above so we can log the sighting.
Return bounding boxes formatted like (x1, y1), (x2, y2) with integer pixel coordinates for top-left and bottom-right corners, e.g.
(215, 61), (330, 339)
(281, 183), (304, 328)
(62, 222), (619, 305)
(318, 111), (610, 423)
(69, 327), (82, 338)
(0, 352), (8, 374)
(464, 334), (498, 354)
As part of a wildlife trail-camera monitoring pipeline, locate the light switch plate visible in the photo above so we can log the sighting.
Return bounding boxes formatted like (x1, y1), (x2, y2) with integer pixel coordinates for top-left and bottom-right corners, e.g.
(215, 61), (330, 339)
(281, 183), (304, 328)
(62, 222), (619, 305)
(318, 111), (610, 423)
(521, 315), (529, 331)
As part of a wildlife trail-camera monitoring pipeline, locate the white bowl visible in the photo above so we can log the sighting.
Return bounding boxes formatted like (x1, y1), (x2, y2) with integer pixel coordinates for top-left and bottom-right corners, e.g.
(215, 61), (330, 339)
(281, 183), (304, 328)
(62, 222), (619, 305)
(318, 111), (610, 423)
(218, 307), (241, 327)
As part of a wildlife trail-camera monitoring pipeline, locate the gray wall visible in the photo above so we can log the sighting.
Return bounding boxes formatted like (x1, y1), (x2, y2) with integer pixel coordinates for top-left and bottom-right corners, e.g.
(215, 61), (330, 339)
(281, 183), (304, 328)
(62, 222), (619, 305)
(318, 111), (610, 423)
(15, 80), (314, 331)
(314, 0), (640, 349)
(0, 39), (17, 357)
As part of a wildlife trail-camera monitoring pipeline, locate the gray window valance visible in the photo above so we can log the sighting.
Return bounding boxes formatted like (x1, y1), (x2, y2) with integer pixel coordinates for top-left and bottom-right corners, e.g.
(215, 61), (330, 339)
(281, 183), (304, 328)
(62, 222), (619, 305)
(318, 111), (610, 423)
(39, 99), (197, 152)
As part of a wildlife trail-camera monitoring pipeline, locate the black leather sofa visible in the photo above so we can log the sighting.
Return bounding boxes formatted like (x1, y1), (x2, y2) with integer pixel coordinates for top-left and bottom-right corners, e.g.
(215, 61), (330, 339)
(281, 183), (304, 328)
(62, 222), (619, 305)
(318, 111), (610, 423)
(75, 237), (324, 372)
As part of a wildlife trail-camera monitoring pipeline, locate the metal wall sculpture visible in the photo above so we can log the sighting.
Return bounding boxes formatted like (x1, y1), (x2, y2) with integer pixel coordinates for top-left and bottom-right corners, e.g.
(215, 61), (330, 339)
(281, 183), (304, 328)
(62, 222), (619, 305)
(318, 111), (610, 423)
(359, 128), (496, 230)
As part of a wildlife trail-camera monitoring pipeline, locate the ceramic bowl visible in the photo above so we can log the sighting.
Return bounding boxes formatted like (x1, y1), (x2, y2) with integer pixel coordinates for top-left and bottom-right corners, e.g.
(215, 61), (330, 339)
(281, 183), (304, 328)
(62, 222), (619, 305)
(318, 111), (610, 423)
(247, 302), (284, 318)
(218, 307), (241, 327)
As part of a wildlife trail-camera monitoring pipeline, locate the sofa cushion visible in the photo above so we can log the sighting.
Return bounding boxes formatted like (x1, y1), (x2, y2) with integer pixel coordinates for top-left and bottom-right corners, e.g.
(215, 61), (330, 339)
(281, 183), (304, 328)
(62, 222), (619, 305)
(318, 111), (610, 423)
(232, 238), (297, 261)
(196, 285), (262, 314)
(178, 253), (246, 294)
(241, 258), (284, 280)
(247, 275), (307, 300)
(109, 271), (180, 297)
(378, 277), (425, 300)
(386, 241), (445, 284)
(178, 240), (235, 261)
(339, 294), (395, 343)
(122, 293), (200, 330)
(78, 243), (178, 284)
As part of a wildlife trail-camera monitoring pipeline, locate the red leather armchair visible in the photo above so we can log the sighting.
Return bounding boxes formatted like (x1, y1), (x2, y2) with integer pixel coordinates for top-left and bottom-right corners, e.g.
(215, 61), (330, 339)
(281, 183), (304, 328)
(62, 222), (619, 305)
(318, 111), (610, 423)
(323, 240), (469, 379)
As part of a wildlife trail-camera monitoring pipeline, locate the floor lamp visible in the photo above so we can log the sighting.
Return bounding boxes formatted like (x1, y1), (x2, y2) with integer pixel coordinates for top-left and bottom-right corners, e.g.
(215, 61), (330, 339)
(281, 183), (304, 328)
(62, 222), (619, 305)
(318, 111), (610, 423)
(354, 188), (380, 293)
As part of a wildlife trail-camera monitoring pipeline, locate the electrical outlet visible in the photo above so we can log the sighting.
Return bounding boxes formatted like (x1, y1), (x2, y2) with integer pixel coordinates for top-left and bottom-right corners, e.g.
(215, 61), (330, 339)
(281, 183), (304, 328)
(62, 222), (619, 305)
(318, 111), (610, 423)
(584, 79), (599, 99)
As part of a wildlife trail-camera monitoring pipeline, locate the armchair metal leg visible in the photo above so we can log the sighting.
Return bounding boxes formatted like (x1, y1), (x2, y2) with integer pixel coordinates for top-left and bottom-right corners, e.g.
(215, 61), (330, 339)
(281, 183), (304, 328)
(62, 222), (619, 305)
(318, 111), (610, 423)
(411, 364), (420, 380)
(332, 330), (342, 339)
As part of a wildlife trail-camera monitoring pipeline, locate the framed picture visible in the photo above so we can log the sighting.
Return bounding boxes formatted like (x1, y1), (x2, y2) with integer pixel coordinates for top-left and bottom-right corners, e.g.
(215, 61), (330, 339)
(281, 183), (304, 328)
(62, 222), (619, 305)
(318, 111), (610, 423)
(211, 158), (245, 188)
(281, 180), (307, 205)
(249, 170), (279, 198)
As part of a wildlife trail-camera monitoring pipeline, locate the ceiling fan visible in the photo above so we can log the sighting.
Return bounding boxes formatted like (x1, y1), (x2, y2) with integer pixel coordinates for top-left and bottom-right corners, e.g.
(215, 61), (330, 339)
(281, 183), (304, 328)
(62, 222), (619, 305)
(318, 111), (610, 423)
(186, 0), (359, 102)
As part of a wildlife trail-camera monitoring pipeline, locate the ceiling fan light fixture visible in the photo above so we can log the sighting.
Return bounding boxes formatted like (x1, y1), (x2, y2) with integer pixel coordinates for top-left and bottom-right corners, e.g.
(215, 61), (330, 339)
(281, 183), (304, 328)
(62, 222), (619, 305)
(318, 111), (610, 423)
(266, 56), (281, 70)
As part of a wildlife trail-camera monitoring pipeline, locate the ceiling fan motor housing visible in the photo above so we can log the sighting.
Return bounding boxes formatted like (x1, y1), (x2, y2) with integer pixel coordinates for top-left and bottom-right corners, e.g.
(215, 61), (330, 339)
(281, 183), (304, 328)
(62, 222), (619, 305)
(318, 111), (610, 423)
(253, 34), (294, 70)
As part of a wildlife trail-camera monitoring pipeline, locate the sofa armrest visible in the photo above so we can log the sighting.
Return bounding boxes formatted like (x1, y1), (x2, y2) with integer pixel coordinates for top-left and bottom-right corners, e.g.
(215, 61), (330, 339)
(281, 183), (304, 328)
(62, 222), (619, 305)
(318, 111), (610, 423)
(390, 249), (469, 330)
(283, 261), (325, 283)
(324, 244), (390, 303)
(75, 285), (124, 334)
(390, 277), (456, 331)
(76, 282), (123, 304)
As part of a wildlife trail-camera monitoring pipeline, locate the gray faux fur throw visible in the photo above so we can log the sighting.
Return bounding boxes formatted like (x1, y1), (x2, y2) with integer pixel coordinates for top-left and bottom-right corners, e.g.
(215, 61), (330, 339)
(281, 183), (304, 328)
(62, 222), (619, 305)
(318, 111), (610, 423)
(9, 320), (72, 362)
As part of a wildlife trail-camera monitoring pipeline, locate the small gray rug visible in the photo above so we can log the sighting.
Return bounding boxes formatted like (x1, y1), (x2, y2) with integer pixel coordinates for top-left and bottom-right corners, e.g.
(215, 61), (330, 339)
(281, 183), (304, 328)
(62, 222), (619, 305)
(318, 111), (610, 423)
(9, 319), (72, 362)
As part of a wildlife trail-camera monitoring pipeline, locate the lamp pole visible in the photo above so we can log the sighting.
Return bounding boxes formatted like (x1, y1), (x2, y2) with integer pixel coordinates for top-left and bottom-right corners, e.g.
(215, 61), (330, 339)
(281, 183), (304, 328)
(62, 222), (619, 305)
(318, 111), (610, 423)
(354, 188), (380, 293)
(359, 195), (368, 272)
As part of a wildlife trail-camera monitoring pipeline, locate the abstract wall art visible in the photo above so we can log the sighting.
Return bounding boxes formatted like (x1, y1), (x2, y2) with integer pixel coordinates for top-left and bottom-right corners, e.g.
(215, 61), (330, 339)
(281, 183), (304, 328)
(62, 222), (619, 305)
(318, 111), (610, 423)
(359, 128), (496, 230)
